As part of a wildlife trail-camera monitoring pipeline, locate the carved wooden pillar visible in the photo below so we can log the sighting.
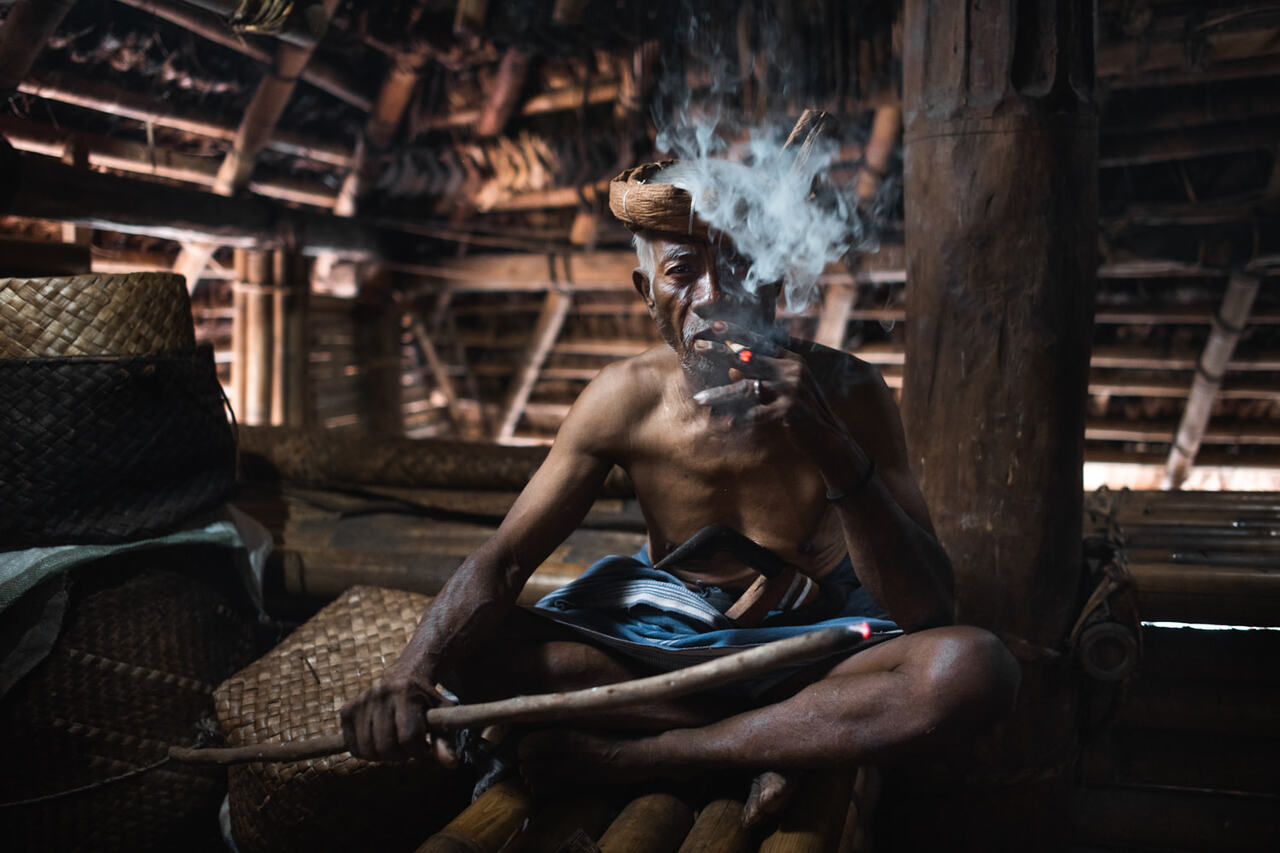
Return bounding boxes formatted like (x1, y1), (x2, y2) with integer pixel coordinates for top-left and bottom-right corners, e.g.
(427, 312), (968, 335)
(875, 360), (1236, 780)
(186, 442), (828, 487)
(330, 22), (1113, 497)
(897, 2), (1097, 849)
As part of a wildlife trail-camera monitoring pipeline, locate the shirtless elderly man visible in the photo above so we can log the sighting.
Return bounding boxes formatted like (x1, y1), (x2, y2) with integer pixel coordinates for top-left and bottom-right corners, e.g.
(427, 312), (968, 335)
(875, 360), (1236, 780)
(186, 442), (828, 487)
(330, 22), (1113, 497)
(343, 160), (1020, 820)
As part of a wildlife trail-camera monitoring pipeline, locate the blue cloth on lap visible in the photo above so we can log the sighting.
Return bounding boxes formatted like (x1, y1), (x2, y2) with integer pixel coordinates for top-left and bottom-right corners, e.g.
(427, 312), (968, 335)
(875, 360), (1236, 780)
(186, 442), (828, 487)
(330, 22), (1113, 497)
(529, 547), (901, 698)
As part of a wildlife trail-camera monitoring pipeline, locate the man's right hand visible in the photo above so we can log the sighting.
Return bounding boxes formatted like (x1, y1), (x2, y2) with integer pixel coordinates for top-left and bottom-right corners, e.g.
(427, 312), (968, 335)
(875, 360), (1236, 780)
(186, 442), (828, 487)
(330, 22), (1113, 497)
(340, 672), (459, 766)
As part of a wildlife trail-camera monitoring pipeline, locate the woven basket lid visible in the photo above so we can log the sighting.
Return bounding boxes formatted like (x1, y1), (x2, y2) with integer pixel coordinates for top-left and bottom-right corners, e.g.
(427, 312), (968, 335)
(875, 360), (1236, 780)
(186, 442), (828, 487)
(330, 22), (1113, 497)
(0, 272), (194, 359)
(608, 160), (710, 238)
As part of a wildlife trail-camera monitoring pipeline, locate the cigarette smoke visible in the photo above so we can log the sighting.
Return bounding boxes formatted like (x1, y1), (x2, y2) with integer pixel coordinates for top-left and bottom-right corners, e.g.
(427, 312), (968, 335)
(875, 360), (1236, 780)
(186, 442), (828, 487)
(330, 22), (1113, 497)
(648, 2), (889, 313)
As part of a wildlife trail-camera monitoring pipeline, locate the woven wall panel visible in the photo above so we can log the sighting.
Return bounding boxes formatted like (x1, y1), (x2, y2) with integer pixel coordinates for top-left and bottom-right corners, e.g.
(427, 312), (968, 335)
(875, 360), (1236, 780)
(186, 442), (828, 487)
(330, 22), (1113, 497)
(0, 273), (194, 359)
(216, 585), (464, 853)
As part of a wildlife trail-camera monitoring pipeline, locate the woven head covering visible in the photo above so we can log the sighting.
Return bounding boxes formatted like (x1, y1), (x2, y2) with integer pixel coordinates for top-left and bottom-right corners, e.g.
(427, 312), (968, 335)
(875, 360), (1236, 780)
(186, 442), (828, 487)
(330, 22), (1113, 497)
(608, 160), (710, 238)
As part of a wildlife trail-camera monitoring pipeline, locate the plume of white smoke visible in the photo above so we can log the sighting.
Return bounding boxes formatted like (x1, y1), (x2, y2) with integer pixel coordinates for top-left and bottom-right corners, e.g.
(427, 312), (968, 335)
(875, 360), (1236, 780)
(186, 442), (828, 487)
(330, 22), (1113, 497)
(648, 1), (881, 313)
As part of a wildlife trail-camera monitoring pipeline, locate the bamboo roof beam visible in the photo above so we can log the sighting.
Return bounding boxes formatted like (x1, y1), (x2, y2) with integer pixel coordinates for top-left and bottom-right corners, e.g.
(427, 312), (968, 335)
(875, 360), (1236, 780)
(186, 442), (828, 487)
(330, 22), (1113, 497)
(111, 0), (372, 111)
(17, 71), (354, 168)
(476, 47), (533, 137)
(496, 288), (572, 441)
(420, 81), (621, 131)
(1164, 270), (1263, 489)
(176, 0), (341, 290)
(4, 149), (387, 256)
(409, 316), (467, 436)
(0, 0), (76, 97)
(0, 116), (337, 208)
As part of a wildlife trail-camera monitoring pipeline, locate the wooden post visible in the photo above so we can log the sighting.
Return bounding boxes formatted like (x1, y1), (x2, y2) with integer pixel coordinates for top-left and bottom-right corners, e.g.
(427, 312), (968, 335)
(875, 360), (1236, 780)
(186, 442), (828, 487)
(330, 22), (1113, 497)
(1163, 271), (1262, 489)
(269, 248), (311, 426)
(497, 286), (572, 441)
(354, 272), (403, 435)
(242, 249), (275, 426)
(0, 0), (77, 97)
(676, 798), (751, 853)
(899, 1), (1097, 849)
(415, 780), (533, 853)
(230, 250), (251, 419)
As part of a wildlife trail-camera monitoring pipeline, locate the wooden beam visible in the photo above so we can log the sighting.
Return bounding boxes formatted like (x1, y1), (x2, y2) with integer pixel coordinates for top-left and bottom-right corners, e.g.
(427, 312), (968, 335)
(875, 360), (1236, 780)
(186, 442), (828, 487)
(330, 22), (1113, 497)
(476, 47), (533, 137)
(1100, 123), (1280, 168)
(496, 288), (572, 441)
(1164, 270), (1263, 488)
(1103, 54), (1280, 89)
(1087, 416), (1280, 446)
(4, 150), (386, 256)
(17, 71), (354, 168)
(409, 316), (466, 435)
(240, 249), (275, 426)
(420, 81), (621, 131)
(814, 284), (855, 347)
(1098, 26), (1280, 79)
(0, 0), (77, 96)
(899, 0), (1096, 844)
(0, 116), (337, 208)
(110, 0), (372, 111)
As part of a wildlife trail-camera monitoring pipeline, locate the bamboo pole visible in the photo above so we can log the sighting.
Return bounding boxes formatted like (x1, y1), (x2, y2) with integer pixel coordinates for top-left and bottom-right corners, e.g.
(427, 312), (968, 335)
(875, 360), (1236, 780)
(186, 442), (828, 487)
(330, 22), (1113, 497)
(416, 780), (534, 853)
(476, 47), (534, 137)
(1164, 271), (1263, 489)
(110, 0), (372, 110)
(497, 287), (572, 441)
(17, 71), (354, 167)
(597, 794), (694, 853)
(410, 316), (466, 435)
(0, 0), (77, 97)
(231, 250), (252, 417)
(502, 795), (614, 853)
(169, 625), (871, 765)
(242, 249), (275, 426)
(676, 799), (752, 853)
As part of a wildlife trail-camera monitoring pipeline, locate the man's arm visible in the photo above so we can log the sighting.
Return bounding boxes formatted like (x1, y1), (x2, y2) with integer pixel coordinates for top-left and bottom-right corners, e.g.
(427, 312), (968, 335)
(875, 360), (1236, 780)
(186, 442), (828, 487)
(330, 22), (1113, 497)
(818, 370), (955, 631)
(341, 371), (625, 761)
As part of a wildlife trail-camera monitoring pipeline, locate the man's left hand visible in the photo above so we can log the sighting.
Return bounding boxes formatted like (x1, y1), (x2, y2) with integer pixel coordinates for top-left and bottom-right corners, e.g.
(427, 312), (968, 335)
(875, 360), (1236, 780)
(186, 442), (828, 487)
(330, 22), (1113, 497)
(690, 321), (852, 456)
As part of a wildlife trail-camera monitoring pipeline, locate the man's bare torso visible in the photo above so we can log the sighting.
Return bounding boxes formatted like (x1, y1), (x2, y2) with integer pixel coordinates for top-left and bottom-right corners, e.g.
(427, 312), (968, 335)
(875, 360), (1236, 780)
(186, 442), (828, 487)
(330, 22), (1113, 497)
(589, 340), (887, 589)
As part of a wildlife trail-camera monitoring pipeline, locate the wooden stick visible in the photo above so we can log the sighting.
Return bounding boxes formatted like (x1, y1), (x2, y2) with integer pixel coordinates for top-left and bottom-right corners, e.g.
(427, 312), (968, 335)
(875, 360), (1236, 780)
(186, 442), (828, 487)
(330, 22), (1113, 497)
(169, 624), (870, 765)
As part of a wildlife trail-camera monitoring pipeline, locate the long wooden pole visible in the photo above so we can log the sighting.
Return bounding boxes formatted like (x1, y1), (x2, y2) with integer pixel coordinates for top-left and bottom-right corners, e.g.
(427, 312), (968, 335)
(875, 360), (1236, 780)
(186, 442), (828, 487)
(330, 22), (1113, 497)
(899, 1), (1097, 848)
(169, 624), (870, 765)
(496, 287), (572, 441)
(1163, 274), (1263, 489)
(242, 249), (275, 426)
(0, 0), (77, 97)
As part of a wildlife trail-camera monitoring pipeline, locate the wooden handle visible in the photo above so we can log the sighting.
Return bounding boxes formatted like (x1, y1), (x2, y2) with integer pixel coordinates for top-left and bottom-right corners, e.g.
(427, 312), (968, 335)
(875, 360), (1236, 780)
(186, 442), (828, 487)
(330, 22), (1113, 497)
(169, 622), (870, 766)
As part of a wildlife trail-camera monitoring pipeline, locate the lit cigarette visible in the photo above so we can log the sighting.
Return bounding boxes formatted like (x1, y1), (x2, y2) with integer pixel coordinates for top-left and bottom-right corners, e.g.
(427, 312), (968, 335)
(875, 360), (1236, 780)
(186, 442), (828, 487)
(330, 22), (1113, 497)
(726, 340), (753, 363)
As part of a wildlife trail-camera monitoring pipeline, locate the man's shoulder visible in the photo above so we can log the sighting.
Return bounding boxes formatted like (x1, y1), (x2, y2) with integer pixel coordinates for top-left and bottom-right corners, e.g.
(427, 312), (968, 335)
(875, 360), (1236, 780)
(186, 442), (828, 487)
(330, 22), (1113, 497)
(559, 345), (674, 443)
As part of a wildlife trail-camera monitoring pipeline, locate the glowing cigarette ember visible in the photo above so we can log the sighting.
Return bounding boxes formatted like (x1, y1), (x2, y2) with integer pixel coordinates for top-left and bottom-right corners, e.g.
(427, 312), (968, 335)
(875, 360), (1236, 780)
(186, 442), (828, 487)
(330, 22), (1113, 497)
(726, 340), (753, 363)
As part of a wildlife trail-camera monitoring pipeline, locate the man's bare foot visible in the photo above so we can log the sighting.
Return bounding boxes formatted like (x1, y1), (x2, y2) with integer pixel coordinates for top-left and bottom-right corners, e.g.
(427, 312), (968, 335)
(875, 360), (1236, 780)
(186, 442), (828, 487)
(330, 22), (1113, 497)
(741, 770), (797, 828)
(517, 728), (654, 791)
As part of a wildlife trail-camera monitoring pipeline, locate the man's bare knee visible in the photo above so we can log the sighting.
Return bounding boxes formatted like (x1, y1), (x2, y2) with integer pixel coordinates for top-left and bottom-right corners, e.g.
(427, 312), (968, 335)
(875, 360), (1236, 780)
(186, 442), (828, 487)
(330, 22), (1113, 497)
(911, 625), (1020, 734)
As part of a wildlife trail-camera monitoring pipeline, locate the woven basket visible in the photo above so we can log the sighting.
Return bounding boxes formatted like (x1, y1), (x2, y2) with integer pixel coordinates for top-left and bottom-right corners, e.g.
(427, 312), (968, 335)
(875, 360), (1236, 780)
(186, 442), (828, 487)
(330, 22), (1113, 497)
(216, 586), (466, 853)
(0, 554), (260, 852)
(0, 347), (236, 545)
(608, 161), (710, 237)
(0, 273), (194, 359)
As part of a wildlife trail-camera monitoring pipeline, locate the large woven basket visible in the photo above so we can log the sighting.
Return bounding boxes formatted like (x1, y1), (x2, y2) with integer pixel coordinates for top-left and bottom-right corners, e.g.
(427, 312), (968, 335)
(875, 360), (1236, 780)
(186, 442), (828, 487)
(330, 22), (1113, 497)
(0, 347), (236, 545)
(0, 551), (260, 852)
(216, 586), (466, 853)
(0, 273), (195, 358)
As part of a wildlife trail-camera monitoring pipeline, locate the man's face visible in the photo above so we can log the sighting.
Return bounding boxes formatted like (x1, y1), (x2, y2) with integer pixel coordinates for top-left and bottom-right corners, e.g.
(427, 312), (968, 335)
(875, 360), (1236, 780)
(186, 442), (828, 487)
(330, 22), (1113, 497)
(632, 233), (780, 387)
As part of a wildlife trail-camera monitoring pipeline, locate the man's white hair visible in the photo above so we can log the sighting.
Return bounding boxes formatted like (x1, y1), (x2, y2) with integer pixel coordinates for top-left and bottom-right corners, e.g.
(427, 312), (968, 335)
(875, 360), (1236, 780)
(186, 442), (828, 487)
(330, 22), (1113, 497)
(632, 232), (656, 297)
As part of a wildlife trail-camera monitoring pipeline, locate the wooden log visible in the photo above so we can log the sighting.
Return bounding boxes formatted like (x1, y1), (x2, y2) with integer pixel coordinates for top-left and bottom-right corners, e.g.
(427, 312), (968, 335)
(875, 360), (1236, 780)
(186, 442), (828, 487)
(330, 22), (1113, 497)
(1165, 271), (1262, 488)
(1098, 25), (1280, 79)
(1100, 124), (1280, 168)
(899, 0), (1095, 848)
(759, 767), (856, 853)
(597, 793), (694, 853)
(1129, 562), (1280, 627)
(17, 71), (355, 167)
(230, 250), (251, 416)
(4, 151), (384, 256)
(503, 795), (614, 853)
(0, 0), (77, 96)
(676, 798), (751, 853)
(416, 779), (534, 853)
(1073, 785), (1280, 852)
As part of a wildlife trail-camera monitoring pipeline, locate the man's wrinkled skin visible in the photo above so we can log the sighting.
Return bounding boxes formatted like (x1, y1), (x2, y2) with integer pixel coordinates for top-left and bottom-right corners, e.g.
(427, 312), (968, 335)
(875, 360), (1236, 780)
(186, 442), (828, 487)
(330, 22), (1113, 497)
(342, 230), (1020, 823)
